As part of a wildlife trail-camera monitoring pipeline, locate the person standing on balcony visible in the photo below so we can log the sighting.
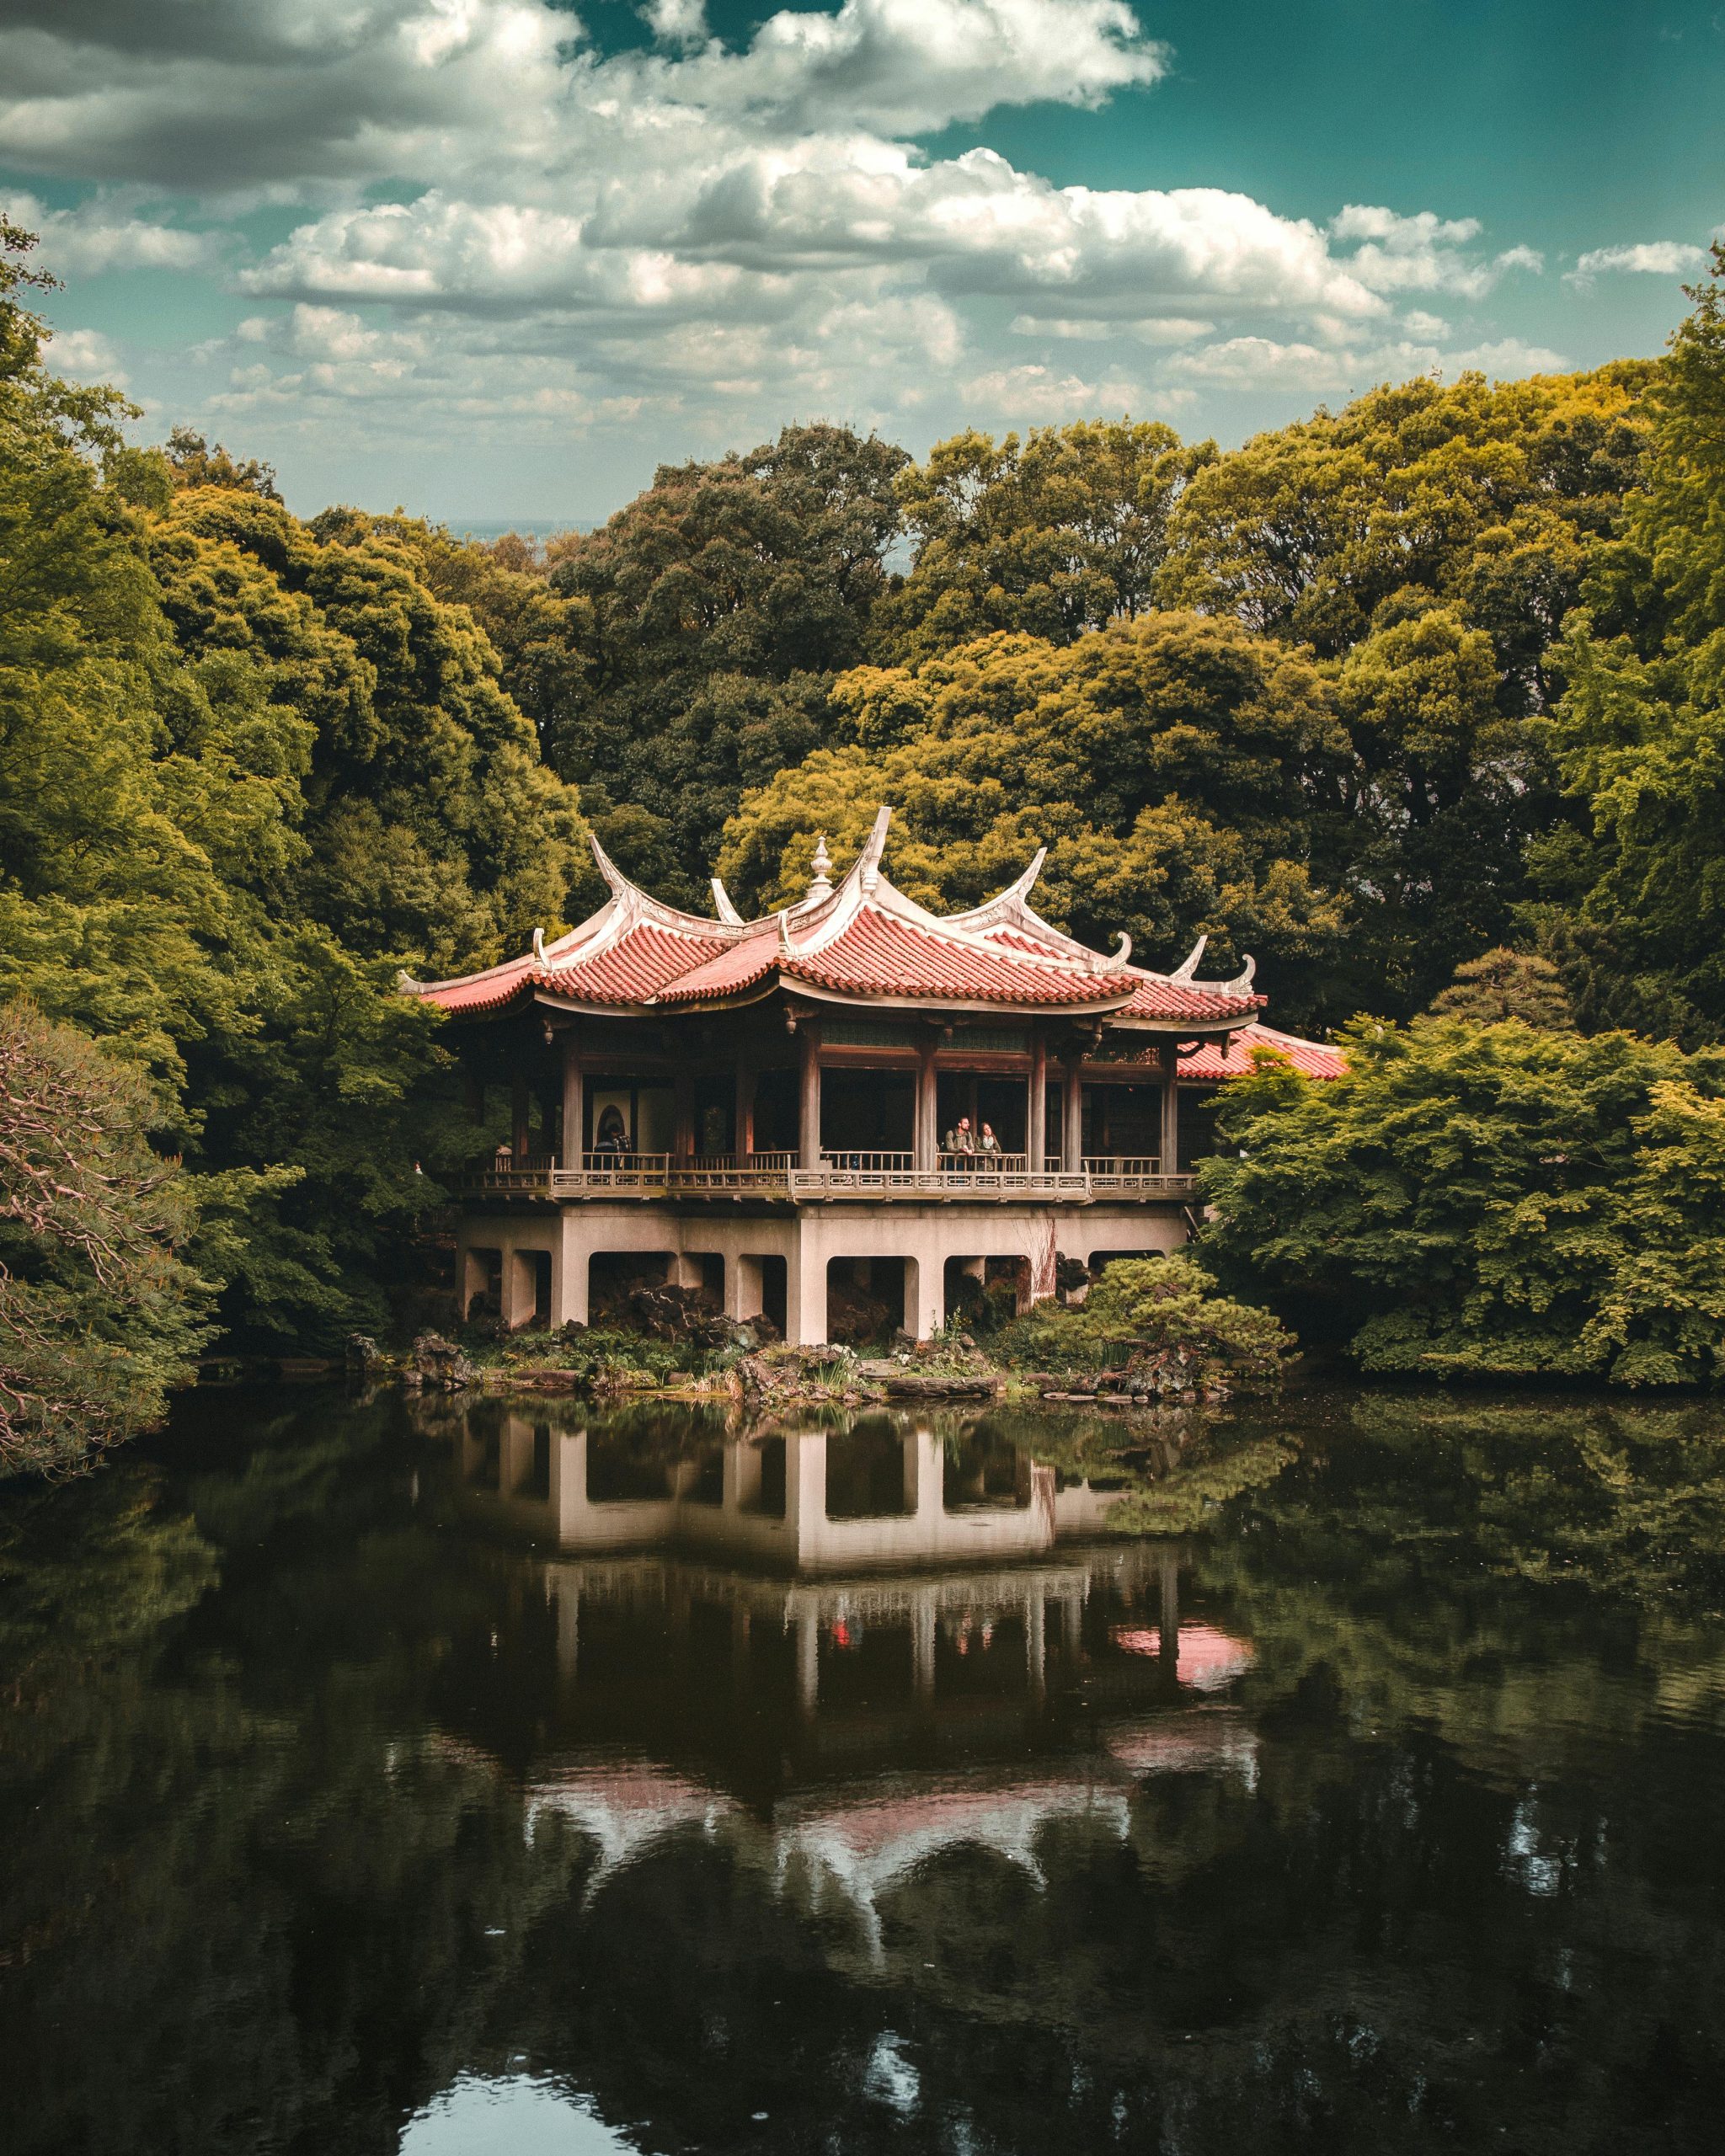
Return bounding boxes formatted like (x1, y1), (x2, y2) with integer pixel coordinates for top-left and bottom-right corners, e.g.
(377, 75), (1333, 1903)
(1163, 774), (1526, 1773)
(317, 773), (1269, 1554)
(595, 1105), (628, 1158)
(978, 1121), (1001, 1168)
(944, 1115), (975, 1167)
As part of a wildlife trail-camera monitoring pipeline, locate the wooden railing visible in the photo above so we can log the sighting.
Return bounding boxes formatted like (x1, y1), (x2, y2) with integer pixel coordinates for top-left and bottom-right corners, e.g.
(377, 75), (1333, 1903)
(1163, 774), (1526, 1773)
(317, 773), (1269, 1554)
(461, 1150), (1196, 1203)
(795, 1156), (1091, 1200)
(1083, 1154), (1190, 1195)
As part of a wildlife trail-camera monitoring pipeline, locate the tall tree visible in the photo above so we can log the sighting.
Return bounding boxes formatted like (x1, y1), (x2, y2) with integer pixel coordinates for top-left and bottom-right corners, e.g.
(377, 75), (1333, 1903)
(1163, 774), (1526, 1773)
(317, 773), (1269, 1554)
(718, 612), (1351, 1012)
(0, 223), (591, 1364)
(0, 1002), (211, 1475)
(1156, 366), (1650, 699)
(873, 419), (1213, 662)
(1535, 245), (1725, 1043)
(539, 423), (907, 901)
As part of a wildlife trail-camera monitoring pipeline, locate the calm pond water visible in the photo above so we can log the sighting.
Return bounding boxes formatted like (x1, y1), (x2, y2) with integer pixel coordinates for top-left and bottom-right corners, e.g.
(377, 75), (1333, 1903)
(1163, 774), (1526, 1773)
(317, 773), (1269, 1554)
(6, 1385), (1725, 2155)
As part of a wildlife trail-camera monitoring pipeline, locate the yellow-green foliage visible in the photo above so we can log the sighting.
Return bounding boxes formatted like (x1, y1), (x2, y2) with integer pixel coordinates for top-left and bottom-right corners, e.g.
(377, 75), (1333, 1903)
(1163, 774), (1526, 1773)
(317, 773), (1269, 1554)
(1536, 243), (1725, 1043)
(718, 613), (1349, 1001)
(996, 1254), (1294, 1388)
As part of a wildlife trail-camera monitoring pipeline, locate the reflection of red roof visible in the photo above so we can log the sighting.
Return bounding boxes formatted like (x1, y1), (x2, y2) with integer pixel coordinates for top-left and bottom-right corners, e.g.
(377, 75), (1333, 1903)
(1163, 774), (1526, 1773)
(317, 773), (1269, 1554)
(1172, 1624), (1255, 1691)
(1179, 1023), (1344, 1081)
(1106, 1622), (1253, 1692)
(405, 808), (1266, 1028)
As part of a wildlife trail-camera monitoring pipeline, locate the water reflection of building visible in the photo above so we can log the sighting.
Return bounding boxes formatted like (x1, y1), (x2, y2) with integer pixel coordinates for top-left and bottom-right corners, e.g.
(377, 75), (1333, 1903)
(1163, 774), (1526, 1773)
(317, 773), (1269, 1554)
(457, 1411), (1126, 1572)
(442, 1410), (1258, 1936)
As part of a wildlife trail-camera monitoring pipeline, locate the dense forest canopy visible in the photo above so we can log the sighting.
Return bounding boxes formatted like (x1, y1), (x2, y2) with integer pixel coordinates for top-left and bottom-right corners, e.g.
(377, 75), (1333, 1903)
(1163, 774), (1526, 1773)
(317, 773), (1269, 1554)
(5, 211), (1725, 1447)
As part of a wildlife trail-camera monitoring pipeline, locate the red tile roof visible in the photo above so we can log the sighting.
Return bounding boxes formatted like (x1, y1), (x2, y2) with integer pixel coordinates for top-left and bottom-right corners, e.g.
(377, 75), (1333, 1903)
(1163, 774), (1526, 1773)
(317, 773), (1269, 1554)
(1179, 1023), (1345, 1081)
(550, 921), (734, 1005)
(793, 910), (1139, 1007)
(654, 907), (1140, 1009)
(1117, 975), (1268, 1023)
(406, 812), (1269, 1028)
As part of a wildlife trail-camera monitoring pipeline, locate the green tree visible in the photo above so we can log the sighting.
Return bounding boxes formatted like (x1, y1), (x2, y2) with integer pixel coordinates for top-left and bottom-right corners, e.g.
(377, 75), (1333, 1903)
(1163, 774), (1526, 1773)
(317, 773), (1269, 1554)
(0, 221), (591, 1364)
(1431, 947), (1574, 1027)
(1535, 245), (1725, 1041)
(0, 1002), (213, 1475)
(1157, 366), (1649, 691)
(718, 612), (1351, 1010)
(875, 419), (1214, 662)
(1199, 1015), (1725, 1385)
(540, 423), (907, 900)
(998, 1252), (1292, 1390)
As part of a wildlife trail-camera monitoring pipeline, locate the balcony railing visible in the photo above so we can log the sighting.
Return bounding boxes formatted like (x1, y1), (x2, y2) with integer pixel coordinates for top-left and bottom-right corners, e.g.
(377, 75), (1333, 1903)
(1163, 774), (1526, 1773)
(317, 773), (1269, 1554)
(1082, 1155), (1194, 1195)
(460, 1150), (1197, 1203)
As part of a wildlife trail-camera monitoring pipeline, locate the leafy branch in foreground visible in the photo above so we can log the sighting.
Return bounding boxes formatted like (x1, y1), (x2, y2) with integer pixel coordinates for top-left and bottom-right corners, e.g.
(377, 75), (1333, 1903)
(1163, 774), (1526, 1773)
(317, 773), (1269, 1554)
(0, 1001), (214, 1475)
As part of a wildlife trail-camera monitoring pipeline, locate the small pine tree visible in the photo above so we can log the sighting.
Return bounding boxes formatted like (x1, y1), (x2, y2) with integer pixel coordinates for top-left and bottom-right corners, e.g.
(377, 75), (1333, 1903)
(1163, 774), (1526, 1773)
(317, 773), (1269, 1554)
(1431, 947), (1575, 1029)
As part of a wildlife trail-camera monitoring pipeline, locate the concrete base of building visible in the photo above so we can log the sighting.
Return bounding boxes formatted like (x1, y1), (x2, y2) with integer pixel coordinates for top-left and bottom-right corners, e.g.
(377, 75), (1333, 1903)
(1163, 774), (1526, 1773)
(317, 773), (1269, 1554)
(454, 1202), (1190, 1344)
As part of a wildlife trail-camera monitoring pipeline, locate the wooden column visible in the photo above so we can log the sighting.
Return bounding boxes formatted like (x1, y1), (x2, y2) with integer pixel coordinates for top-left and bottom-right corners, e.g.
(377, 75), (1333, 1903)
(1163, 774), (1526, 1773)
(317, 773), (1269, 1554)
(1061, 1053), (1083, 1171)
(674, 1067), (696, 1162)
(915, 1038), (937, 1170)
(798, 1025), (822, 1171)
(1028, 1032), (1047, 1173)
(560, 1031), (584, 1169)
(1161, 1041), (1181, 1174)
(510, 1073), (530, 1162)
(734, 1050), (755, 1161)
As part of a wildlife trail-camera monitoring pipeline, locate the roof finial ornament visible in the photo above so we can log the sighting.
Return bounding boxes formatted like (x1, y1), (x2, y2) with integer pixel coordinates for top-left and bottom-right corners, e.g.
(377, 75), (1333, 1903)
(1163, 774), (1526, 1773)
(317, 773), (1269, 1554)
(531, 926), (547, 964)
(1170, 934), (1208, 984)
(857, 804), (891, 892)
(710, 876), (744, 926)
(808, 833), (834, 901)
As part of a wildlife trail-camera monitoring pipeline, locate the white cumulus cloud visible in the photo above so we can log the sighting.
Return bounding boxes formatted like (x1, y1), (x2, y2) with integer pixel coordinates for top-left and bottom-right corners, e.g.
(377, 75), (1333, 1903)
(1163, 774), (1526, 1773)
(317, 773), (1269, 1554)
(45, 324), (129, 387)
(1569, 239), (1709, 281)
(0, 0), (1565, 480)
(3, 189), (220, 275)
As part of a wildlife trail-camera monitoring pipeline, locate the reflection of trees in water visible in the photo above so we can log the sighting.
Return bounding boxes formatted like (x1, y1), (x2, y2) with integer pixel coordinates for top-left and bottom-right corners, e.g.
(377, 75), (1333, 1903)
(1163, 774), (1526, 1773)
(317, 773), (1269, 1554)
(993, 1401), (1300, 1533)
(3, 1388), (1725, 2153)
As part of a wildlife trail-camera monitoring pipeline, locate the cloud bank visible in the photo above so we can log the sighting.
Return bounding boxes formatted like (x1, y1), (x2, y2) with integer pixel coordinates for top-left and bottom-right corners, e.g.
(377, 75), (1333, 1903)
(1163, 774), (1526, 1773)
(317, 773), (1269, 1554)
(0, 0), (1587, 478)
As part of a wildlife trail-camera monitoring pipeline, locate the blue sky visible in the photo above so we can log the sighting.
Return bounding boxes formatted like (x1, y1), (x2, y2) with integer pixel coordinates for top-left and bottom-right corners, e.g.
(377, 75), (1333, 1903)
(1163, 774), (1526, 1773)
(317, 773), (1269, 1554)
(3, 0), (1720, 522)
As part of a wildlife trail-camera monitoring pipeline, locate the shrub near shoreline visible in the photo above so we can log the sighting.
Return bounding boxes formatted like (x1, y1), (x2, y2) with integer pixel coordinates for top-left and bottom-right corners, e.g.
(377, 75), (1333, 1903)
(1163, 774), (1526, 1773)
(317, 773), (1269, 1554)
(1200, 1017), (1725, 1386)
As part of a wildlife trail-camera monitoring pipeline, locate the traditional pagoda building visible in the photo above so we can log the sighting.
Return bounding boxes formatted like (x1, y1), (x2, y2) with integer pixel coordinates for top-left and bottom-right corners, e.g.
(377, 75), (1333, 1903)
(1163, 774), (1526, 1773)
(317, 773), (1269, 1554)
(407, 807), (1327, 1342)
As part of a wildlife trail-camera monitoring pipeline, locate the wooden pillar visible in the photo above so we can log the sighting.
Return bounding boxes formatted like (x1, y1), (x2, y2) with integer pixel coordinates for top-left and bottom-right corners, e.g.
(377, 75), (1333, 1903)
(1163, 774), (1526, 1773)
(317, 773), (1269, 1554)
(1028, 1032), (1047, 1173)
(674, 1066), (696, 1163)
(915, 1038), (937, 1171)
(510, 1073), (530, 1162)
(1061, 1053), (1083, 1171)
(1161, 1041), (1181, 1174)
(734, 1050), (755, 1161)
(798, 1026), (822, 1171)
(560, 1032), (584, 1170)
